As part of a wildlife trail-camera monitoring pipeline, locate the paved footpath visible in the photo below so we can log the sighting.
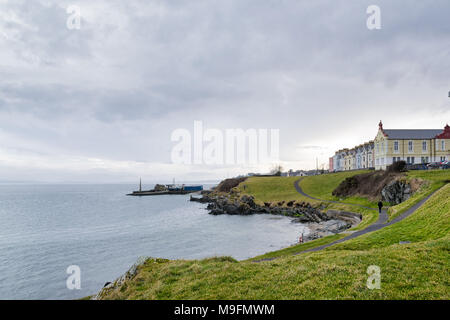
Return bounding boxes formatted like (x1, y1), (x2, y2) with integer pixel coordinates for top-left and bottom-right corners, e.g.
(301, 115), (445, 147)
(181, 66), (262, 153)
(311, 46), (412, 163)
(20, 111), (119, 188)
(254, 177), (438, 262)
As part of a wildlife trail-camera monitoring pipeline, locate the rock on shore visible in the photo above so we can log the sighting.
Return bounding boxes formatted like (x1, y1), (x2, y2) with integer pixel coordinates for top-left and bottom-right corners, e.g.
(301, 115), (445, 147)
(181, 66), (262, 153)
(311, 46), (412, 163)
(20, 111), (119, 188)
(91, 256), (150, 300)
(192, 193), (328, 221)
(191, 193), (361, 239)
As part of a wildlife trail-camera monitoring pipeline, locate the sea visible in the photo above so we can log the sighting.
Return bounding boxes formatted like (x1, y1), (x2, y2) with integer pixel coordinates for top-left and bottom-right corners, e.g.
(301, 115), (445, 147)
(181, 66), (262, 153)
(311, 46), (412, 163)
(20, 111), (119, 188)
(0, 183), (308, 299)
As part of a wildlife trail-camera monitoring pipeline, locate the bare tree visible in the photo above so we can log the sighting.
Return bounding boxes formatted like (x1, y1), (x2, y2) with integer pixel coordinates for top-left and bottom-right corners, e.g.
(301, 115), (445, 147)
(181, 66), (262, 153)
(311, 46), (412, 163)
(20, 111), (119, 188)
(270, 164), (283, 176)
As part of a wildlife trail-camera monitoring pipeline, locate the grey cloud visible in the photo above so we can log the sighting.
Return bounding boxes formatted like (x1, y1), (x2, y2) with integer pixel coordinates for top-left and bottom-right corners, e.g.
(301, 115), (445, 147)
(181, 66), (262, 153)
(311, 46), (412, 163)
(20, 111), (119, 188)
(0, 0), (449, 181)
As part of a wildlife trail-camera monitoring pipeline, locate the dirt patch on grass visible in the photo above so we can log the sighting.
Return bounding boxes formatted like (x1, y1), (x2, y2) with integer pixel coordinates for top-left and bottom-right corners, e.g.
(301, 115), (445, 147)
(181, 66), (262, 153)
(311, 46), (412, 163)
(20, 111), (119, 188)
(409, 178), (425, 193)
(332, 171), (404, 200)
(331, 162), (420, 200)
(214, 177), (247, 192)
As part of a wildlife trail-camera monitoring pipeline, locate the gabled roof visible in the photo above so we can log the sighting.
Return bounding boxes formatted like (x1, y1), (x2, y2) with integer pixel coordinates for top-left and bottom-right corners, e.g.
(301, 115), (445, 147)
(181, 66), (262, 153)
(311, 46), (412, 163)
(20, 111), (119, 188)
(383, 129), (442, 140)
(436, 124), (450, 139)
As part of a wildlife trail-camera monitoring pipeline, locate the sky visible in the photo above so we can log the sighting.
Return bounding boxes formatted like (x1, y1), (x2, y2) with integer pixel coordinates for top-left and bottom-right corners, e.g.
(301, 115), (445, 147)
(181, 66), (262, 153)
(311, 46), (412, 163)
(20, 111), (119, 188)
(0, 0), (449, 183)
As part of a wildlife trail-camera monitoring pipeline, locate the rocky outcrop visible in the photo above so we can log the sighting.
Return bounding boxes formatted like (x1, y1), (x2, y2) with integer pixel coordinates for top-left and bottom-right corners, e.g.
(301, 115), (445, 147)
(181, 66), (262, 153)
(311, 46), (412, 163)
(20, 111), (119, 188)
(92, 257), (169, 300)
(304, 219), (352, 241)
(192, 193), (361, 228)
(332, 170), (405, 200)
(293, 210), (361, 241)
(381, 180), (411, 205)
(325, 210), (362, 225)
(190, 194), (212, 203)
(204, 194), (329, 222)
(92, 256), (149, 300)
(191, 192), (363, 243)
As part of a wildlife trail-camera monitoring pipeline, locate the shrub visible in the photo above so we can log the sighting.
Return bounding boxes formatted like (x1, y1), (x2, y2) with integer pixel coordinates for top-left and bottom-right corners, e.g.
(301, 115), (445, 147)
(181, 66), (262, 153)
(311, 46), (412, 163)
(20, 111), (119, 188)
(388, 160), (407, 172)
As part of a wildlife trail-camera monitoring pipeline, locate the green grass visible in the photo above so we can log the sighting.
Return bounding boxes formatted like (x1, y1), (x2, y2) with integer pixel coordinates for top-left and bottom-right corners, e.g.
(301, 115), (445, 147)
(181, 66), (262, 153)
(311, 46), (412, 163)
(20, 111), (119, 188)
(95, 171), (449, 300)
(238, 171), (378, 231)
(237, 176), (319, 204)
(298, 170), (392, 208)
(387, 169), (450, 221)
(330, 183), (450, 251)
(239, 170), (449, 227)
(248, 233), (347, 261)
(300, 170), (370, 201)
(238, 171), (374, 208)
(98, 239), (449, 300)
(407, 169), (450, 182)
(99, 239), (449, 299)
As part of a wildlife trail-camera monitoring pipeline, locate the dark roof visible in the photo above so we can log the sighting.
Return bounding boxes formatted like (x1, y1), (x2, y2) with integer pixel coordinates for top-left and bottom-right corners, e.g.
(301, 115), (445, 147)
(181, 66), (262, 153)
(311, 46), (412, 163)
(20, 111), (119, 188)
(383, 129), (442, 140)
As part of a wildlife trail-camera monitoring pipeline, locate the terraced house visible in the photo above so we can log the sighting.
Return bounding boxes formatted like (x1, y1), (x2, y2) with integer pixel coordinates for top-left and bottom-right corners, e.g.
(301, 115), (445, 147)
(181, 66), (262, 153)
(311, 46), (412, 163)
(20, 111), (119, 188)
(330, 142), (374, 172)
(374, 121), (450, 170)
(330, 121), (450, 172)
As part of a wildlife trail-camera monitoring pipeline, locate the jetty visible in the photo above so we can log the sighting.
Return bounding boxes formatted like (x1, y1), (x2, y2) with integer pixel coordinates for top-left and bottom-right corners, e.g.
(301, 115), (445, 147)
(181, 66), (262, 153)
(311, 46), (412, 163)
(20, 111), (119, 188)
(127, 179), (203, 196)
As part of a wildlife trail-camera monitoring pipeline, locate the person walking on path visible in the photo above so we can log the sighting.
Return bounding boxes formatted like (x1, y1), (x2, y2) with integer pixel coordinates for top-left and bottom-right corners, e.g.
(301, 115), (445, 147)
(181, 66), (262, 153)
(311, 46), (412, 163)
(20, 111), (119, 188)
(378, 201), (383, 213)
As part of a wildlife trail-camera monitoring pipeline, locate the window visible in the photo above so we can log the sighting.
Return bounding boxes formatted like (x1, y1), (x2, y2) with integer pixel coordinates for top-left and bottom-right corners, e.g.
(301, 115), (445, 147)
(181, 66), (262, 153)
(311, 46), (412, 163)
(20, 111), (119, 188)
(422, 140), (427, 152)
(421, 156), (429, 164)
(407, 157), (410, 164)
(441, 156), (446, 162)
(411, 157), (415, 164)
(392, 157), (396, 164)
(442, 140), (445, 151)
(394, 141), (399, 152)
(408, 140), (413, 152)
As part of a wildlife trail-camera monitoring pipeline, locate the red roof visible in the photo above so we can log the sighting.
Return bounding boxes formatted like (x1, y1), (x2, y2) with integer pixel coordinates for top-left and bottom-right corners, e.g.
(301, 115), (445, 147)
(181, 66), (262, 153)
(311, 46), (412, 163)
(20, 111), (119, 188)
(436, 124), (450, 139)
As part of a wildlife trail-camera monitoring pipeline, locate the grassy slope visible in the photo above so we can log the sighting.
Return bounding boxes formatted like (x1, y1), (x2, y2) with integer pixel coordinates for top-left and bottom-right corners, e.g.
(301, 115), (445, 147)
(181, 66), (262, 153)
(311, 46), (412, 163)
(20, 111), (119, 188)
(100, 238), (449, 299)
(98, 172), (450, 300)
(245, 170), (449, 257)
(238, 171), (378, 231)
(331, 183), (450, 250)
(237, 171), (371, 205)
(250, 172), (449, 260)
(387, 170), (450, 221)
(237, 176), (319, 204)
(299, 170), (374, 205)
(247, 233), (347, 261)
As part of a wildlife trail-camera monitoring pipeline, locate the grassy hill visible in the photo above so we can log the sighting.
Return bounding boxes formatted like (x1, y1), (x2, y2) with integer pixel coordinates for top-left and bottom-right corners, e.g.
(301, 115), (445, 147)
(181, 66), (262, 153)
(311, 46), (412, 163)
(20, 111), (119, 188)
(96, 170), (450, 300)
(388, 170), (450, 221)
(237, 170), (378, 231)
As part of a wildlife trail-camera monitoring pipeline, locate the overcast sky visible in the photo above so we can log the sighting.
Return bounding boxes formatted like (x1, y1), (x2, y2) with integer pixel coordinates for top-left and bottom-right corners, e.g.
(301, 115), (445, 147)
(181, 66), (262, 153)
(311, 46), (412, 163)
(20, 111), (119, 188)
(0, 0), (449, 183)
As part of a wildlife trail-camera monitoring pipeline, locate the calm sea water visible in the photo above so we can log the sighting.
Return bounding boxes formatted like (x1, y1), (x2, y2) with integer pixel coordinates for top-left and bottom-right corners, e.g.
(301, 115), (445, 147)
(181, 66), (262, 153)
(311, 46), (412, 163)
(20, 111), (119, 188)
(0, 184), (308, 300)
